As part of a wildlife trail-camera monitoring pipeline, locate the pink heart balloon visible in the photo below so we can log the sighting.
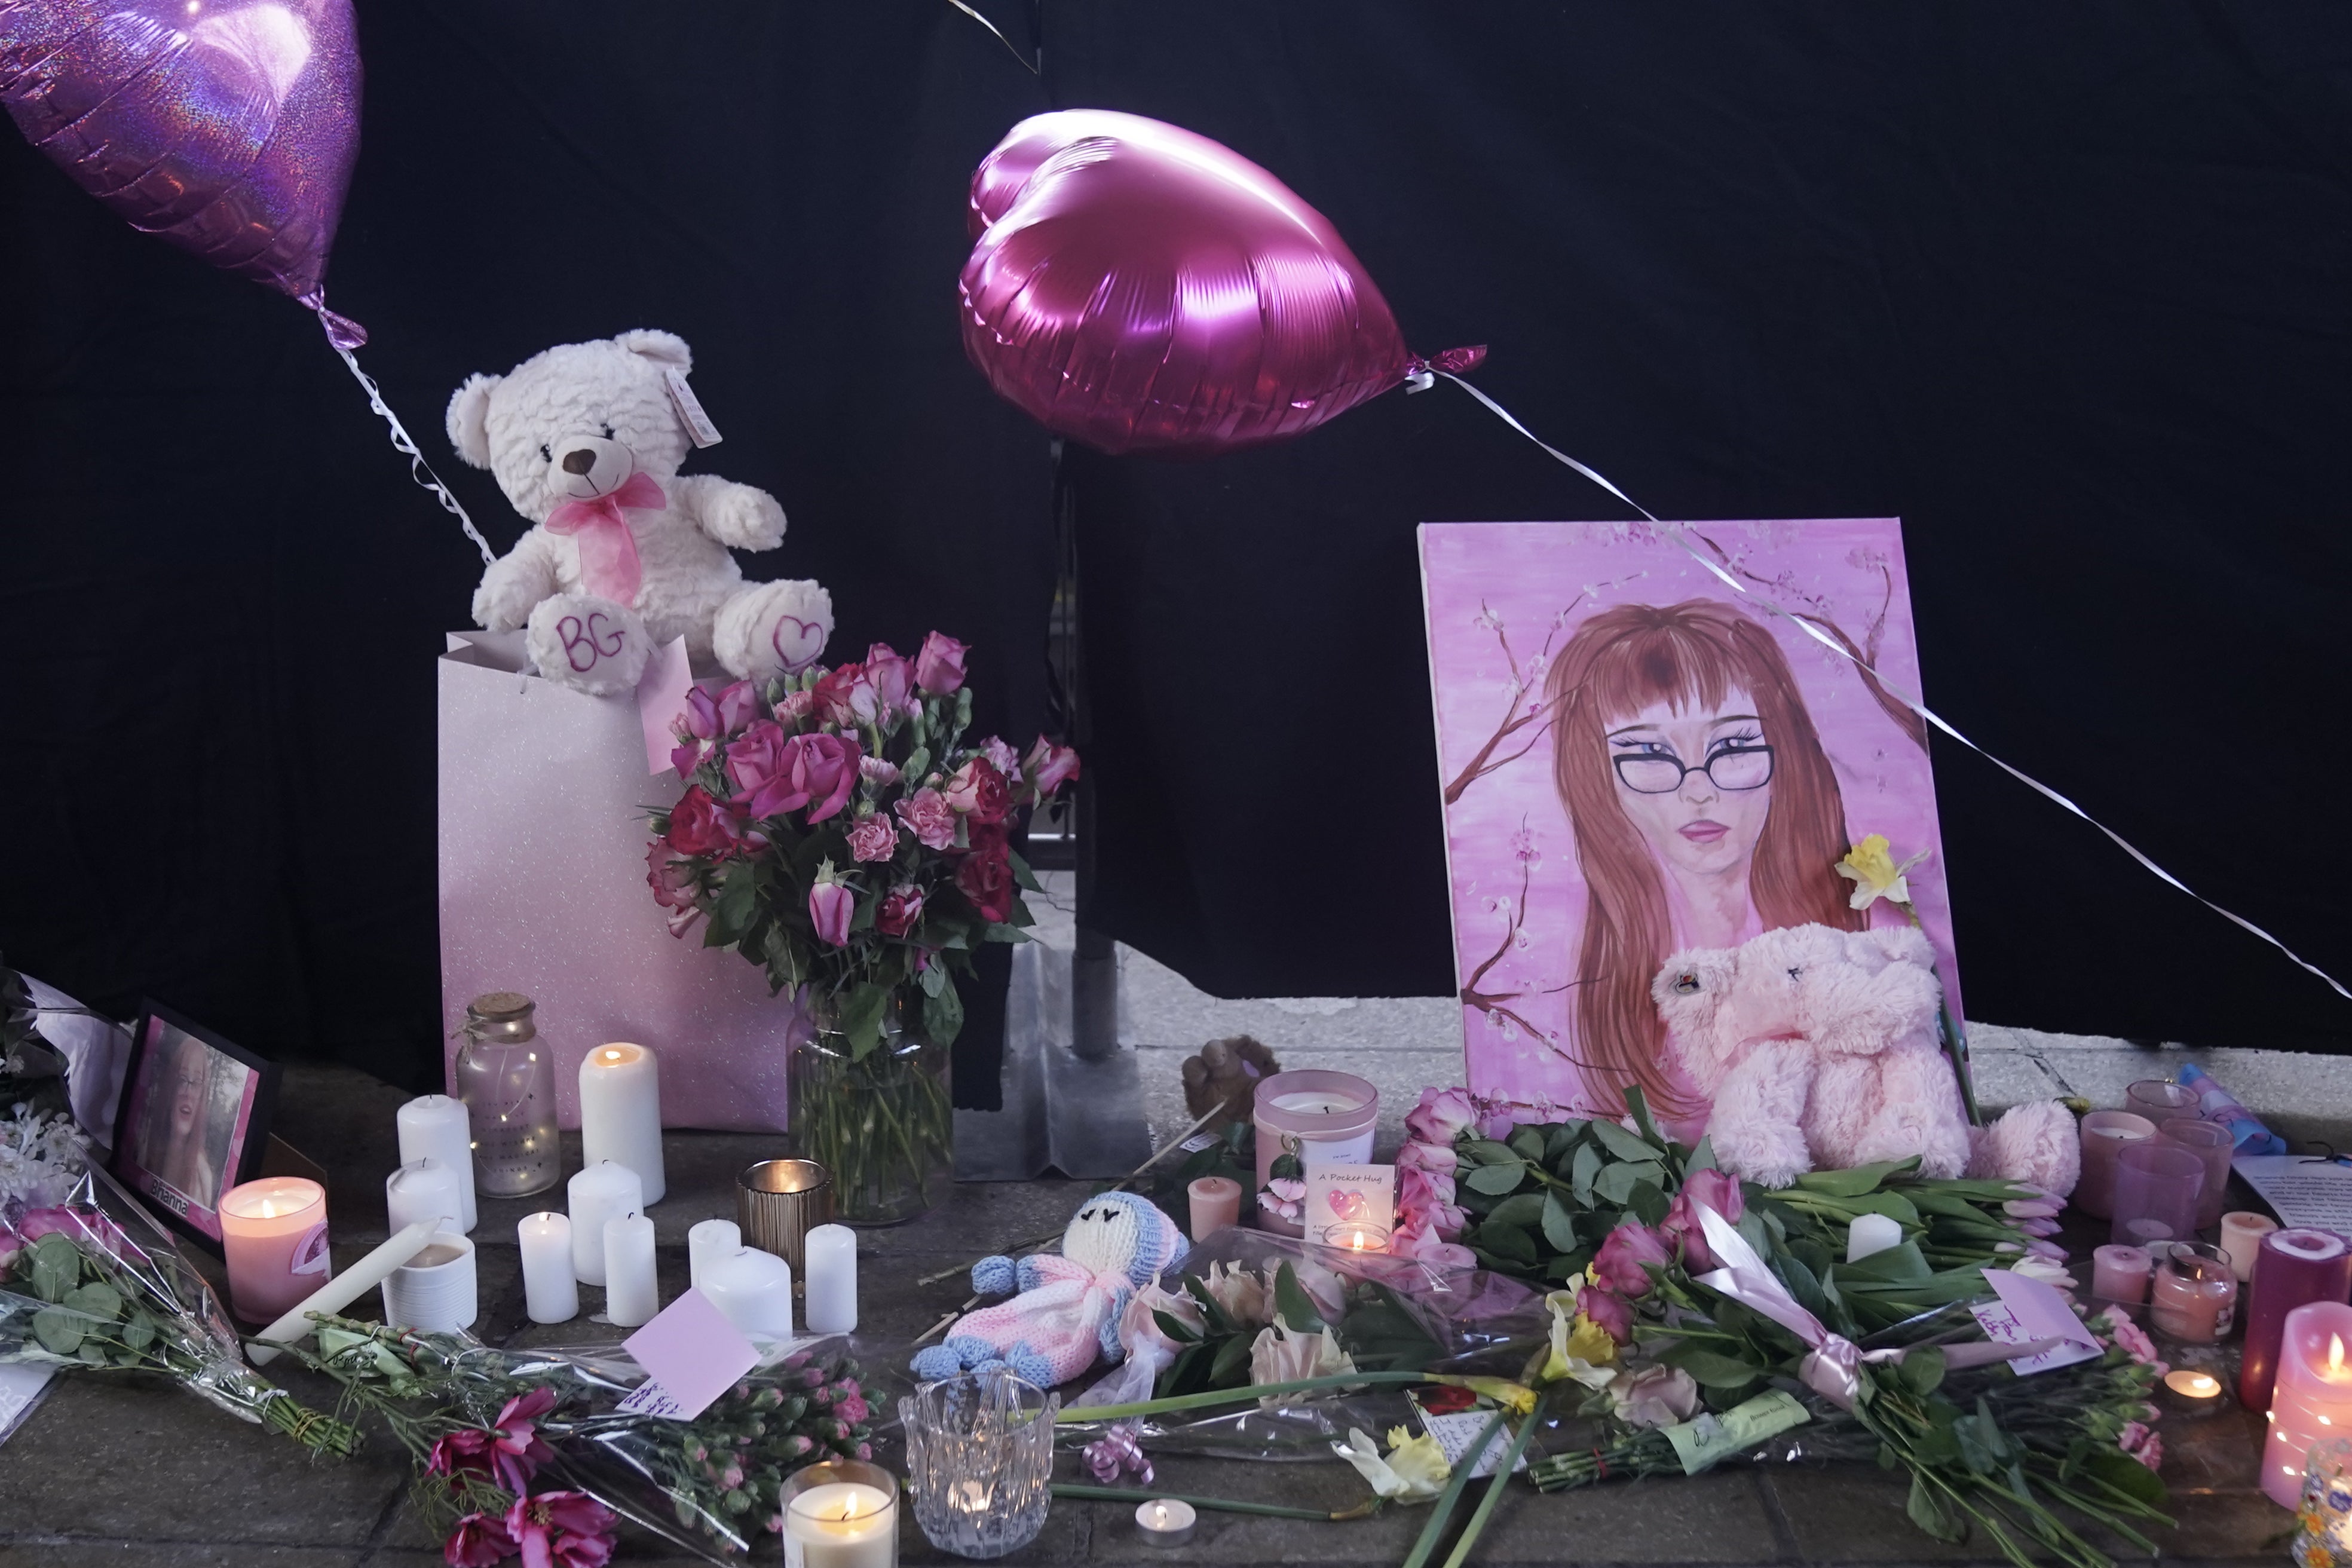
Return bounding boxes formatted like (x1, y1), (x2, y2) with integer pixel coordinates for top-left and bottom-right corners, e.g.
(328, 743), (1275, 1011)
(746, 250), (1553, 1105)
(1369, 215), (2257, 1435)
(1, 0), (360, 302)
(961, 110), (1478, 457)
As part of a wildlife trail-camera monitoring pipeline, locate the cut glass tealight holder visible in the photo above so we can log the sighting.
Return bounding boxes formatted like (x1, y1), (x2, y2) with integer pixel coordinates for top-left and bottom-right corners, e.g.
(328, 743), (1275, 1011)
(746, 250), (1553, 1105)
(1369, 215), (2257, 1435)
(901, 1372), (1059, 1559)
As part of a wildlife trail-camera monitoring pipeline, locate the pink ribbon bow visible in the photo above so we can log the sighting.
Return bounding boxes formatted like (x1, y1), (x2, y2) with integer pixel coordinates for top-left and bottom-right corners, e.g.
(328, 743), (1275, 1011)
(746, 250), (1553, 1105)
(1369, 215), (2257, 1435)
(546, 471), (665, 607)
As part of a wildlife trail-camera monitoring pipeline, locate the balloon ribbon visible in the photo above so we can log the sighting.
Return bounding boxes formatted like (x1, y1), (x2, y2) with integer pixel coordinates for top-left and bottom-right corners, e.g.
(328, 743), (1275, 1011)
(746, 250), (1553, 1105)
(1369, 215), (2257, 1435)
(1417, 369), (2351, 1003)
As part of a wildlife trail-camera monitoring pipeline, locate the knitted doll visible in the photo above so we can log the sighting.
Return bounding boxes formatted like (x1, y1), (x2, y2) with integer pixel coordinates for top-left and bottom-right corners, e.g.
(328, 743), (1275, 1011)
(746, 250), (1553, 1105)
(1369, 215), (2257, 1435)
(910, 1191), (1188, 1388)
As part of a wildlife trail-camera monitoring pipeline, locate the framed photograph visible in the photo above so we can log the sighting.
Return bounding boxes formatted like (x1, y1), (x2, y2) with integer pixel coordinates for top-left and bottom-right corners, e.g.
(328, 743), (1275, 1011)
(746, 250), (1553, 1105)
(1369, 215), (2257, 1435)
(1420, 519), (1962, 1135)
(109, 1001), (279, 1249)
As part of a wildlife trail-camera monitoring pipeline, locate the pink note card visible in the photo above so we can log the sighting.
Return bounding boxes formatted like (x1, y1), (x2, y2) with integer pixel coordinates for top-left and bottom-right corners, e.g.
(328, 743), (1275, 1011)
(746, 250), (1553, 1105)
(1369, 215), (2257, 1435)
(619, 1288), (760, 1420)
(1972, 1267), (2102, 1376)
(636, 635), (694, 776)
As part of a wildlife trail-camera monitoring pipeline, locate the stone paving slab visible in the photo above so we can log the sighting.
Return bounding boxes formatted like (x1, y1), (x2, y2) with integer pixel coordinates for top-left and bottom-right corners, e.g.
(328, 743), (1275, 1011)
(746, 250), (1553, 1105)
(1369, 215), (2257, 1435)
(1, 1062), (2318, 1566)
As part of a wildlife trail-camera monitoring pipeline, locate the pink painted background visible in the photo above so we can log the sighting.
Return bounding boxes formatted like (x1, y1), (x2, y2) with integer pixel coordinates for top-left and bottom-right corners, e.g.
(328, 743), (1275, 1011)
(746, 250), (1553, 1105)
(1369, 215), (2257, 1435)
(1419, 519), (1962, 1113)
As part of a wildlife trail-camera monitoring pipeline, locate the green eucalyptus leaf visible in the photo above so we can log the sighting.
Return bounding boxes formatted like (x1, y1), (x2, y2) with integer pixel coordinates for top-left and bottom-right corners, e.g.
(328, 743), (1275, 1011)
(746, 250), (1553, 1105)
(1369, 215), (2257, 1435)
(1486, 1192), (1546, 1230)
(76, 1340), (107, 1365)
(1588, 1117), (1658, 1163)
(1541, 1191), (1581, 1253)
(122, 1313), (157, 1353)
(1570, 1141), (1601, 1204)
(1463, 1161), (1529, 1196)
(60, 1283), (121, 1322)
(30, 1306), (84, 1356)
(27, 1233), (80, 1303)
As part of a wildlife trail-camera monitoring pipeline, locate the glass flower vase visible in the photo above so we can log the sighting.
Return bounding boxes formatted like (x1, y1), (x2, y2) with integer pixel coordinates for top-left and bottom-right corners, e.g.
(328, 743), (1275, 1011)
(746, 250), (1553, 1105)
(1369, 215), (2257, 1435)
(791, 991), (953, 1226)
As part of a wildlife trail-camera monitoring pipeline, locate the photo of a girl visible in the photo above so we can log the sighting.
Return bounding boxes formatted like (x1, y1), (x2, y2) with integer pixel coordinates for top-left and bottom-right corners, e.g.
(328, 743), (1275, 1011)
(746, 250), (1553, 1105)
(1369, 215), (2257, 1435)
(1420, 519), (1957, 1125)
(112, 1006), (271, 1242)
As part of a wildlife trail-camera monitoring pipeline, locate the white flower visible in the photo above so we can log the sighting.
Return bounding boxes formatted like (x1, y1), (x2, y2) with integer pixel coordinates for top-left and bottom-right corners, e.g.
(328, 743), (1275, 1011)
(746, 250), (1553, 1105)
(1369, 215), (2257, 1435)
(1331, 1427), (1449, 1503)
(2001, 1254), (2078, 1294)
(1249, 1322), (1355, 1402)
(1607, 1364), (1701, 1429)
(0, 1105), (85, 1210)
(1202, 1261), (1273, 1329)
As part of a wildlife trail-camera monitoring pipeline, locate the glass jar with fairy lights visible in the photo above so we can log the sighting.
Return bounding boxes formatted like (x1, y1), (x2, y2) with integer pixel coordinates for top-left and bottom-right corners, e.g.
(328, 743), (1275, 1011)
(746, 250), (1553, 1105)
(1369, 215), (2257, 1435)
(452, 992), (559, 1198)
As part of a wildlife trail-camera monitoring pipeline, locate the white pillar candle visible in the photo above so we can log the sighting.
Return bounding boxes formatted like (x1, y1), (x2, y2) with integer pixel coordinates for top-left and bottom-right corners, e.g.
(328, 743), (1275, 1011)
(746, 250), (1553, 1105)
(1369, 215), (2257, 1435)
(385, 1158), (463, 1235)
(783, 1481), (895, 1568)
(396, 1094), (477, 1233)
(1847, 1212), (1904, 1263)
(519, 1212), (579, 1324)
(579, 1043), (664, 1205)
(688, 1218), (742, 1291)
(566, 1159), (643, 1286)
(247, 1220), (440, 1365)
(702, 1246), (795, 1344)
(603, 1211), (659, 1328)
(803, 1224), (858, 1334)
(382, 1230), (479, 1333)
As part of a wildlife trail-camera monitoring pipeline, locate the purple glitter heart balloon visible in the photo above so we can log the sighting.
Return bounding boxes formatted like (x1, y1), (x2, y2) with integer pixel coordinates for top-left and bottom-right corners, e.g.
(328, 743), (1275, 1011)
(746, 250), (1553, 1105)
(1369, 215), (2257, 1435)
(0, 0), (360, 301)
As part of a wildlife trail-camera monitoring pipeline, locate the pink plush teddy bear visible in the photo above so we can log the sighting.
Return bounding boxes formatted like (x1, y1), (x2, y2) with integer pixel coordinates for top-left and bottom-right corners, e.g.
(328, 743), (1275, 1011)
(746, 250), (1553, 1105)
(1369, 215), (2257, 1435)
(1651, 922), (2077, 1195)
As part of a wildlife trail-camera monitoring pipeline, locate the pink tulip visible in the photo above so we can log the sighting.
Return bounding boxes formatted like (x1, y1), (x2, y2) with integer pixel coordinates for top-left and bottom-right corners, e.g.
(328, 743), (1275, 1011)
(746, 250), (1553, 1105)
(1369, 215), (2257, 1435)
(914, 631), (969, 695)
(809, 880), (855, 947)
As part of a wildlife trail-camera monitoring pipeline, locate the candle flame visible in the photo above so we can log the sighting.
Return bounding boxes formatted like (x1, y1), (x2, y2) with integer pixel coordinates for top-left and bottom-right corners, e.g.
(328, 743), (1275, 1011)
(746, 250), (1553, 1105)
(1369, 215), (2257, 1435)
(2333, 1334), (2345, 1376)
(1348, 1232), (1366, 1251)
(603, 1048), (626, 1062)
(832, 1497), (862, 1522)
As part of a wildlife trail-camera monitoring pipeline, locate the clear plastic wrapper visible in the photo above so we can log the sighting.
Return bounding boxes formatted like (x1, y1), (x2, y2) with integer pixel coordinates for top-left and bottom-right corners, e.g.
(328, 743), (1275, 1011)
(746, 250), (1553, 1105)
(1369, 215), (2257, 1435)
(1058, 1228), (1548, 1460)
(295, 1319), (908, 1563)
(0, 1159), (357, 1455)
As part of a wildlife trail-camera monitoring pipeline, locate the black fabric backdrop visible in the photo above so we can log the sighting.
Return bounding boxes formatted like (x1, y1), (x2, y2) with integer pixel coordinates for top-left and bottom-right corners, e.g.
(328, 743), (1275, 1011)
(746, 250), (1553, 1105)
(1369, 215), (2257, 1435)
(2, 4), (2348, 1098)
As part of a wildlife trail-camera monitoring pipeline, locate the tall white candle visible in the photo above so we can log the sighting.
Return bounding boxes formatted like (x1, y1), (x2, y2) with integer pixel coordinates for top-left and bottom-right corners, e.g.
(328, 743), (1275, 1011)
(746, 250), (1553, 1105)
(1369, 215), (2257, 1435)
(579, 1043), (664, 1205)
(247, 1220), (439, 1365)
(566, 1159), (642, 1286)
(689, 1218), (741, 1291)
(396, 1095), (477, 1233)
(604, 1211), (659, 1328)
(803, 1224), (858, 1334)
(519, 1212), (579, 1324)
(1847, 1212), (1904, 1263)
(385, 1158), (463, 1235)
(702, 1246), (794, 1344)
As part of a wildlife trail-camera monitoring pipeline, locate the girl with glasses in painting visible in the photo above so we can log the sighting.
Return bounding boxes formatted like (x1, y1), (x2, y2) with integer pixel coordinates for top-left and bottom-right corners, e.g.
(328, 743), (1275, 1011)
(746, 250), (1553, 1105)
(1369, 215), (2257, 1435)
(1545, 598), (1862, 1126)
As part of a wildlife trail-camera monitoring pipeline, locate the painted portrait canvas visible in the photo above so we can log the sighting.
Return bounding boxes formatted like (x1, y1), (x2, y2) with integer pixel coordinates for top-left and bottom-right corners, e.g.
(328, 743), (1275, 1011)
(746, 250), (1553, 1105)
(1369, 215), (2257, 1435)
(1419, 519), (1961, 1134)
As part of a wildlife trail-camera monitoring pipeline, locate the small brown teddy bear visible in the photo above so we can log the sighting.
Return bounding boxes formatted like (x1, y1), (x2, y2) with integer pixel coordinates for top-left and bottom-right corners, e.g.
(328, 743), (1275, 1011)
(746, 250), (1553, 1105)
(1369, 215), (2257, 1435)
(1181, 1035), (1281, 1127)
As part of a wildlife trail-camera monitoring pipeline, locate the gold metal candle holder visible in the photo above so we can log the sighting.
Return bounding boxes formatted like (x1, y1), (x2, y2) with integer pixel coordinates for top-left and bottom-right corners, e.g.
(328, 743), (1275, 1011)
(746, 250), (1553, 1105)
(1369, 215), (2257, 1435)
(738, 1158), (834, 1284)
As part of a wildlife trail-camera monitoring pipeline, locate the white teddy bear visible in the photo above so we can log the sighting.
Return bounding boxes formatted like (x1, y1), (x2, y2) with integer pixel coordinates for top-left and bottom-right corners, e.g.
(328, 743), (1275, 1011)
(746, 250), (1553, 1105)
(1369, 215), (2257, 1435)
(447, 329), (832, 696)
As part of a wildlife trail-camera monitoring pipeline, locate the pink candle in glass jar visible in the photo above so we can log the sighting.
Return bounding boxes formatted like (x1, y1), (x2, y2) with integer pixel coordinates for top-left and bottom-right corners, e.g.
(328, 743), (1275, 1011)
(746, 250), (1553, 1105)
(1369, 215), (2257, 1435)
(2074, 1111), (2155, 1221)
(219, 1177), (330, 1324)
(1251, 1071), (1377, 1239)
(2148, 1242), (2236, 1343)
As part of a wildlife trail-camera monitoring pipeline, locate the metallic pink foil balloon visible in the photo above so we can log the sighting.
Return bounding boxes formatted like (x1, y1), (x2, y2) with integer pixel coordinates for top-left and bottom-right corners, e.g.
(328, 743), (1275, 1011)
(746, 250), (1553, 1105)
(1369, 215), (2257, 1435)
(0, 0), (360, 302)
(961, 109), (1478, 457)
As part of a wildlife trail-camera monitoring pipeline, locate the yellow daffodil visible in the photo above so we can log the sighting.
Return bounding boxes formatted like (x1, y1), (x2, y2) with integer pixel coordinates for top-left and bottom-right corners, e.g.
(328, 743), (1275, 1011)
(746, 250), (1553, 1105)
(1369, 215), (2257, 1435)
(1333, 1426), (1450, 1503)
(1836, 834), (1930, 912)
(1539, 1286), (1622, 1389)
(1383, 1426), (1453, 1497)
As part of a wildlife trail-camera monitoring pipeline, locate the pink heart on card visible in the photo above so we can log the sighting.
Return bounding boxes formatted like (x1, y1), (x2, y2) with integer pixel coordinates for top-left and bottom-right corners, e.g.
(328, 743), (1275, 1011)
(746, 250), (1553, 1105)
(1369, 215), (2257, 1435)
(1329, 1190), (1369, 1222)
(769, 615), (826, 674)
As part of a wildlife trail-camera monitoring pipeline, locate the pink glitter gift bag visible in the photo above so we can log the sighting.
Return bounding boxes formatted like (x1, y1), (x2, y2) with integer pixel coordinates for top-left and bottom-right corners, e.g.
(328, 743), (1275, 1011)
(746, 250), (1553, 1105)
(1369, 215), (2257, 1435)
(437, 632), (798, 1132)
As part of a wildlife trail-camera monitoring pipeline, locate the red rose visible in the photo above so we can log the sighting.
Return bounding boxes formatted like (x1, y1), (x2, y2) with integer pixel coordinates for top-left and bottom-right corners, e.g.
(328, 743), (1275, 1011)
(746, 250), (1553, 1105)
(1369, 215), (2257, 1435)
(945, 757), (1010, 825)
(955, 842), (1015, 923)
(664, 787), (743, 857)
(810, 663), (864, 728)
(876, 884), (925, 937)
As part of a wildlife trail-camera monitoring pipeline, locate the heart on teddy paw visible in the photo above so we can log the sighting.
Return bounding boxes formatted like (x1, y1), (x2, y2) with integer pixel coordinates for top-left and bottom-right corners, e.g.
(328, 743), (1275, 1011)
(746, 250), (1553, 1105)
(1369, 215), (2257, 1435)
(768, 615), (826, 674)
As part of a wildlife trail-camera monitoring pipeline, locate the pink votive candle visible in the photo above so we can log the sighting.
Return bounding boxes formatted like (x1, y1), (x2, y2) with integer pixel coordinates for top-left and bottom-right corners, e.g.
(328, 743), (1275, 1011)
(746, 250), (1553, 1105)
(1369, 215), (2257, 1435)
(2074, 1111), (2155, 1221)
(1188, 1176), (1242, 1241)
(219, 1177), (330, 1325)
(2091, 1244), (2152, 1305)
(2264, 1300), (2352, 1506)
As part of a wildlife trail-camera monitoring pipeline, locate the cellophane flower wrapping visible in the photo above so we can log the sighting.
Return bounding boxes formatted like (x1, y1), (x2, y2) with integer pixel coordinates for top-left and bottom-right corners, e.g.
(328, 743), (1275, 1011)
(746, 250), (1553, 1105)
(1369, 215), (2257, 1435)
(0, 1159), (356, 1455)
(1061, 1227), (1549, 1459)
(304, 1321), (904, 1563)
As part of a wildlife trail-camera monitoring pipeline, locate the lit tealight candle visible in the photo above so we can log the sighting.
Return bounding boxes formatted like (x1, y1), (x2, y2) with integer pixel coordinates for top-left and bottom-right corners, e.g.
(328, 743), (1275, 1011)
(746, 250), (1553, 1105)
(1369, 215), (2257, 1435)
(1322, 1221), (1391, 1254)
(579, 1043), (664, 1205)
(1136, 1497), (1196, 1547)
(2161, 1367), (2227, 1419)
(219, 1177), (330, 1325)
(2263, 1301), (2352, 1505)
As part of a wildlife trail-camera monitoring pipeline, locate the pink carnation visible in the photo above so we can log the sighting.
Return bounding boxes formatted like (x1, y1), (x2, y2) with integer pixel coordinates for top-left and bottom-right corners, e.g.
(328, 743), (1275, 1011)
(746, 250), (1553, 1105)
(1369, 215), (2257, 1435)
(895, 788), (957, 850)
(846, 813), (898, 863)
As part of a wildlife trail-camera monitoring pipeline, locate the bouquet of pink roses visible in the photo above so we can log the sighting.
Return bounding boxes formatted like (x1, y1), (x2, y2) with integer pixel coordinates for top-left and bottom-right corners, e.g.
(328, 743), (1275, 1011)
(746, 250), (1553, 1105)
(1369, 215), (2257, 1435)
(645, 631), (1077, 1220)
